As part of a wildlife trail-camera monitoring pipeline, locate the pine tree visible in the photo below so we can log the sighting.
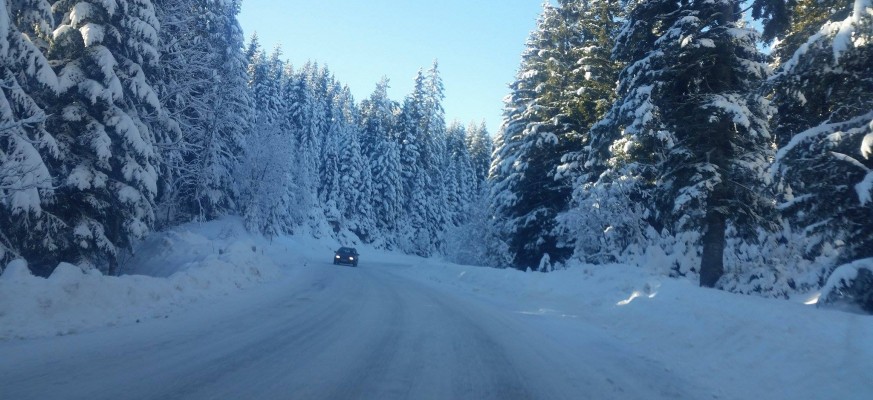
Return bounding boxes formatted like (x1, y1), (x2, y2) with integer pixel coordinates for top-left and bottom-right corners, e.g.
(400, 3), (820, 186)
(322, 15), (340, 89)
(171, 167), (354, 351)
(444, 122), (475, 225)
(152, 0), (250, 224)
(306, 64), (335, 208)
(754, 0), (853, 63)
(0, 0), (62, 272)
(581, 0), (774, 286)
(238, 38), (304, 237)
(199, 0), (250, 220)
(359, 77), (395, 162)
(464, 120), (492, 193)
(359, 77), (400, 240)
(551, 0), (624, 262)
(396, 69), (430, 254)
(489, 53), (535, 268)
(281, 62), (319, 211)
(246, 42), (283, 126)
(751, 0), (794, 45)
(421, 61), (449, 249)
(556, 0), (623, 181)
(390, 62), (453, 255)
(490, 1), (594, 269)
(370, 138), (402, 240)
(333, 85), (374, 240)
(772, 0), (873, 269)
(46, 0), (163, 274)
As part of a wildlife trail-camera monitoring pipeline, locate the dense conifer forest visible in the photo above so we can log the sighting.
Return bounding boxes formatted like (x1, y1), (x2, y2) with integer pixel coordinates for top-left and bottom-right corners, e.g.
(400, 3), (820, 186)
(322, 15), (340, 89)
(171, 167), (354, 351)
(2, 0), (871, 307)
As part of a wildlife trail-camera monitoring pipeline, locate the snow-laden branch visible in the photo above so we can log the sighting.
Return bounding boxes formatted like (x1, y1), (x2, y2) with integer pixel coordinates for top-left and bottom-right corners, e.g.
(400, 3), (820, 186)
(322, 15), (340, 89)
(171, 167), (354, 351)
(774, 111), (873, 165)
(0, 113), (46, 134)
(774, 0), (873, 78)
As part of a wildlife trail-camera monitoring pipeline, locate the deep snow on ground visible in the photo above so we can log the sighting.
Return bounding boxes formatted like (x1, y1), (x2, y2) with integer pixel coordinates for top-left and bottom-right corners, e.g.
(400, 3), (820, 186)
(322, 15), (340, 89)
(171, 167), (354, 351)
(1, 217), (872, 399)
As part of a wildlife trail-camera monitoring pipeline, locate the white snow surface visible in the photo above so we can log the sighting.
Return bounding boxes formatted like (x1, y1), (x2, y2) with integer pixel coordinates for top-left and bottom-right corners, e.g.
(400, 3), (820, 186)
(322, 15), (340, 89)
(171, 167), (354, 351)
(862, 132), (873, 159)
(1, 217), (872, 399)
(79, 23), (105, 46)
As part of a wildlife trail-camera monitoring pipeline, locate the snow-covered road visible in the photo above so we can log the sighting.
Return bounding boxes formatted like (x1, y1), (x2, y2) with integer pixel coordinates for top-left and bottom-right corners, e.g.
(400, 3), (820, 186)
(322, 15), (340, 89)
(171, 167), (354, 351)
(0, 261), (703, 400)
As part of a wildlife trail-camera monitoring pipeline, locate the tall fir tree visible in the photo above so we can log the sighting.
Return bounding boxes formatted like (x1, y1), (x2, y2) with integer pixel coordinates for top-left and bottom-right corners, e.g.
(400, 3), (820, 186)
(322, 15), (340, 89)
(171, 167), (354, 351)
(333, 85), (375, 240)
(421, 61), (448, 250)
(45, 0), (164, 274)
(444, 122), (475, 225)
(239, 38), (303, 237)
(771, 0), (873, 271)
(490, 1), (596, 269)
(200, 0), (250, 220)
(359, 77), (399, 240)
(0, 0), (62, 271)
(396, 69), (430, 254)
(152, 0), (250, 224)
(463, 120), (492, 199)
(358, 77), (395, 163)
(578, 0), (774, 286)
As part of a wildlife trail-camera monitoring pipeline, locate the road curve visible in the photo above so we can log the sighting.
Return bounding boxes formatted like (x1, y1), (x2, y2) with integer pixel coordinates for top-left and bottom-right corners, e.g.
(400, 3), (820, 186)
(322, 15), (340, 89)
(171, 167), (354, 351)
(0, 262), (700, 400)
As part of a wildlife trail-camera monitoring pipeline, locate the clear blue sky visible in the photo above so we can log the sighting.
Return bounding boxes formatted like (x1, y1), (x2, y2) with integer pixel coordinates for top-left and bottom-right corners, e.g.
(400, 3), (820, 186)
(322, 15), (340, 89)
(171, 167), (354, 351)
(237, 1), (546, 135)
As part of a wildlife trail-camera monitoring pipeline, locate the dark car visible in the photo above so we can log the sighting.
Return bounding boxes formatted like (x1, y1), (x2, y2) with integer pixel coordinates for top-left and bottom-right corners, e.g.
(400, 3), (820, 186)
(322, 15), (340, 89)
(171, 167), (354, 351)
(333, 247), (359, 267)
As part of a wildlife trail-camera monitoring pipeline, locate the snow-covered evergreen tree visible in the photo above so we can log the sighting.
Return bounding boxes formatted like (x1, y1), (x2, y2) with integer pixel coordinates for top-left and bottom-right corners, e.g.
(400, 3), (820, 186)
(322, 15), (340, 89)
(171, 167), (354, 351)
(46, 0), (164, 274)
(0, 0), (62, 272)
(488, 89), (527, 265)
(246, 42), (283, 127)
(555, 0), (623, 181)
(279, 63), (319, 210)
(369, 138), (402, 242)
(333, 86), (375, 240)
(359, 77), (395, 162)
(421, 61), (449, 249)
(359, 77), (400, 242)
(443, 122), (474, 225)
(490, 1), (592, 269)
(395, 69), (431, 254)
(302, 62), (331, 174)
(238, 38), (308, 237)
(771, 0), (873, 274)
(754, 0), (851, 64)
(464, 120), (492, 193)
(574, 0), (774, 287)
(236, 122), (305, 239)
(152, 0), (249, 224)
(385, 62), (454, 255)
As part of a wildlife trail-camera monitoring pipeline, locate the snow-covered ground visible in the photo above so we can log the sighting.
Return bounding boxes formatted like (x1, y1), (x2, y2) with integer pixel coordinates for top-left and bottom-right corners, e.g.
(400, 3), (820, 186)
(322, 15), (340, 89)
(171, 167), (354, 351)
(1, 217), (871, 399)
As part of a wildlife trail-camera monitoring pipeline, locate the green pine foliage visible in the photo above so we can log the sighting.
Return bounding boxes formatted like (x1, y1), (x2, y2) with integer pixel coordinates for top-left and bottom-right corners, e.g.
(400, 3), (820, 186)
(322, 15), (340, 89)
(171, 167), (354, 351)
(771, 0), (873, 272)
(152, 0), (250, 225)
(492, 0), (623, 270)
(44, 0), (164, 274)
(0, 0), (62, 272)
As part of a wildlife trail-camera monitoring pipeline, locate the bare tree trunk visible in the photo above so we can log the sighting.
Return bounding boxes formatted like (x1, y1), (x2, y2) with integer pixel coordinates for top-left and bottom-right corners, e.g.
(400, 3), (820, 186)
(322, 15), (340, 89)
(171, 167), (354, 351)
(700, 209), (726, 287)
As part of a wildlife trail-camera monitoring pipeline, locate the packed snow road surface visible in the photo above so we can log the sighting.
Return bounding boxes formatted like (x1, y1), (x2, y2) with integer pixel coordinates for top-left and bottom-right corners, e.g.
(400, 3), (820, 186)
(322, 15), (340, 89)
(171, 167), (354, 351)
(0, 262), (701, 400)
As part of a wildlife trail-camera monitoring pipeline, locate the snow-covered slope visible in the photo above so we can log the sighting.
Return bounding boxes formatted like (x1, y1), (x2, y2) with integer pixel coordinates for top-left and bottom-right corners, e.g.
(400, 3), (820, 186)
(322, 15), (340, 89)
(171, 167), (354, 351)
(1, 218), (871, 399)
(0, 217), (286, 339)
(383, 257), (873, 399)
